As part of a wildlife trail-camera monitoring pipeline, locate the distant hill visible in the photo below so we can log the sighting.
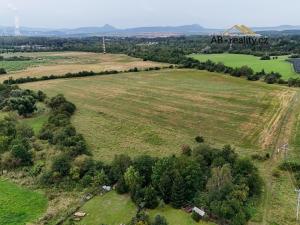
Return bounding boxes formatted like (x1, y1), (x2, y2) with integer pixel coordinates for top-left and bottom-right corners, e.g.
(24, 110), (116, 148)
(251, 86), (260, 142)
(0, 24), (300, 37)
(253, 25), (300, 31)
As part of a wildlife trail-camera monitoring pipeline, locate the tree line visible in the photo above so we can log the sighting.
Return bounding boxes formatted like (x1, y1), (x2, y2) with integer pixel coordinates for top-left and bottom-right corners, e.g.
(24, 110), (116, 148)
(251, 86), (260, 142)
(3, 66), (170, 85)
(179, 57), (288, 85)
(1, 35), (300, 56)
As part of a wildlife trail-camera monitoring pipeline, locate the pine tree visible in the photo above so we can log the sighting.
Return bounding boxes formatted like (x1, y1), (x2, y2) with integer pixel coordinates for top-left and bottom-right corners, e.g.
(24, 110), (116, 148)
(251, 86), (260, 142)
(171, 173), (185, 208)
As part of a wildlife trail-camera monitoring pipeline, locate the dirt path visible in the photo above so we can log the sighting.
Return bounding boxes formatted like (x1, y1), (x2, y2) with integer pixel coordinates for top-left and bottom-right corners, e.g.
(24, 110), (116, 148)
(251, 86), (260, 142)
(259, 90), (295, 150)
(260, 90), (300, 225)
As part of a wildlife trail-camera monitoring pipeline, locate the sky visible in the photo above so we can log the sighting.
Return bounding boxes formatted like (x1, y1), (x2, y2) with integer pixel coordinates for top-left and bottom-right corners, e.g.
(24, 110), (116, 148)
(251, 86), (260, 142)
(1, 0), (300, 29)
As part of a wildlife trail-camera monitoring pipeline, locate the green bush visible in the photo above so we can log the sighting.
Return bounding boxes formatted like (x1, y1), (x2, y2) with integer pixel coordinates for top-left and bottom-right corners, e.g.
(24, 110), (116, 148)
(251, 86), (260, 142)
(153, 215), (168, 225)
(0, 68), (7, 75)
(81, 175), (93, 187)
(51, 154), (71, 176)
(195, 136), (204, 143)
(191, 211), (201, 222)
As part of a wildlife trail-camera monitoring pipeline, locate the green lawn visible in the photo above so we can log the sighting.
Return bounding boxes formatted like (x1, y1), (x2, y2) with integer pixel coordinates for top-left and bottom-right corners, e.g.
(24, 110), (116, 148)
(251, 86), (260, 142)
(0, 179), (47, 225)
(75, 191), (136, 225)
(22, 69), (295, 161)
(190, 53), (298, 80)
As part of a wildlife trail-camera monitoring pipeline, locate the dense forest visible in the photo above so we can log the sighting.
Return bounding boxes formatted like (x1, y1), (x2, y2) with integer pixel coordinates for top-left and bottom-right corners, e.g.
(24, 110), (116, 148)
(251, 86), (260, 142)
(1, 35), (300, 56)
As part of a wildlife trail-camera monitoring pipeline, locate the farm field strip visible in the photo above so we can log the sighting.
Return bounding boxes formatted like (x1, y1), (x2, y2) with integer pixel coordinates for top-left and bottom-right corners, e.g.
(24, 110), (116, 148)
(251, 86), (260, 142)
(0, 52), (167, 83)
(190, 53), (299, 80)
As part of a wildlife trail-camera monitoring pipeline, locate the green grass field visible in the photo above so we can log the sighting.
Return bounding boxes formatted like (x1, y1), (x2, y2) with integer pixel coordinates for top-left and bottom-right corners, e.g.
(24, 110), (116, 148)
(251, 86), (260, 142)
(0, 180), (47, 225)
(22, 69), (296, 161)
(190, 53), (298, 80)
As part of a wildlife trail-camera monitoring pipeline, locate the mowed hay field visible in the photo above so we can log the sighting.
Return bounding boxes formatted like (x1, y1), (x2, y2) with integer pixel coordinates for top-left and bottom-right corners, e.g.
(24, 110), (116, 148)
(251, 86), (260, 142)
(0, 51), (167, 82)
(22, 69), (297, 162)
(0, 180), (47, 225)
(190, 53), (298, 80)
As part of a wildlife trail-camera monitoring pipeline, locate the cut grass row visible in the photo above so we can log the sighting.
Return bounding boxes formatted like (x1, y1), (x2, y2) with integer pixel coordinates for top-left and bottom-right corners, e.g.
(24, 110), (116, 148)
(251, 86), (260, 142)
(190, 53), (298, 80)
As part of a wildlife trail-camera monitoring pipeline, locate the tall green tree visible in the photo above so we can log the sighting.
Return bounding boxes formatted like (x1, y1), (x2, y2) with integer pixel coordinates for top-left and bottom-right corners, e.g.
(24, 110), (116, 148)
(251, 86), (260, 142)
(143, 186), (159, 209)
(207, 164), (232, 192)
(110, 154), (132, 182)
(9, 96), (37, 117)
(171, 173), (185, 208)
(124, 166), (142, 191)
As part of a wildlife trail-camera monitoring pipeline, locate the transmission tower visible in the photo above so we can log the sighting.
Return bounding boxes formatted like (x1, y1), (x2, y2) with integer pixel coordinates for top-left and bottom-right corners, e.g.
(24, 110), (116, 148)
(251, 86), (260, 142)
(102, 36), (106, 54)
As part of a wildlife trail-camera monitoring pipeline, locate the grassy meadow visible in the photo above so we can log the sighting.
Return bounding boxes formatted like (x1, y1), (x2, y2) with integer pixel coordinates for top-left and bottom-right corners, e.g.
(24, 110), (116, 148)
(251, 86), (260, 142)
(190, 53), (298, 80)
(21, 68), (300, 224)
(0, 180), (47, 225)
(22, 69), (296, 161)
(0, 52), (167, 83)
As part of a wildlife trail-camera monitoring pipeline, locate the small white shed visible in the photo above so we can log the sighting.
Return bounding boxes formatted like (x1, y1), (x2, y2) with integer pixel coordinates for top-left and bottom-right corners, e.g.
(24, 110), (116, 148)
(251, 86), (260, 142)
(192, 207), (205, 217)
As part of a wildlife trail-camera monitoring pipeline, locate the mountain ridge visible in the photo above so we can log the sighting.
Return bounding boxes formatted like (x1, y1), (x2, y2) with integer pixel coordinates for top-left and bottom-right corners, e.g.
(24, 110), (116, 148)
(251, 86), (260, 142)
(1, 24), (300, 37)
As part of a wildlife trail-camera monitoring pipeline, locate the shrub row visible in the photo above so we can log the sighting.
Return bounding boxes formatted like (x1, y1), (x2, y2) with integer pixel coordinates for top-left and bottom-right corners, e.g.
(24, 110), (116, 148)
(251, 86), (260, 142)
(180, 57), (288, 85)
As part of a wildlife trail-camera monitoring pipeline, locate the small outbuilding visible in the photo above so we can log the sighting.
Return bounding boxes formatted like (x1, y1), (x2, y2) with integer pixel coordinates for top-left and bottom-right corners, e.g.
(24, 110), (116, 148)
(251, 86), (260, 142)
(192, 207), (205, 217)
